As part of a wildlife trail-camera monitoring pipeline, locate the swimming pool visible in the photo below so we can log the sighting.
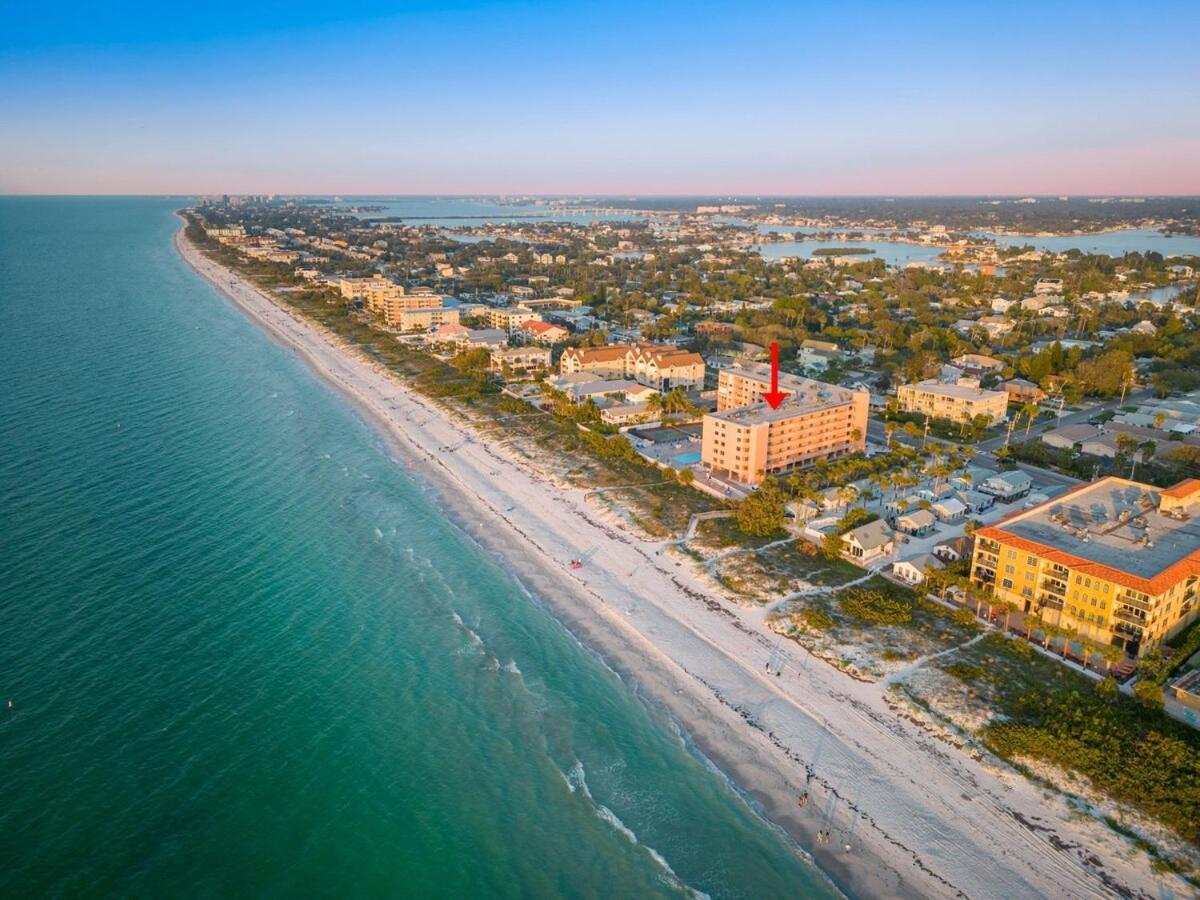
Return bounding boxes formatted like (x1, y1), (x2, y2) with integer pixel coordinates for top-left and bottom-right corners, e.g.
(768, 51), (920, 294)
(676, 451), (702, 465)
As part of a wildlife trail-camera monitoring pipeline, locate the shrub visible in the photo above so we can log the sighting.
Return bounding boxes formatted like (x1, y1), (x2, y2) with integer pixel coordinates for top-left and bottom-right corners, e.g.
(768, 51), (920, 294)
(1133, 680), (1165, 708)
(839, 588), (914, 625)
(941, 662), (985, 681)
(983, 689), (1200, 843)
(796, 607), (835, 630)
(951, 608), (978, 627)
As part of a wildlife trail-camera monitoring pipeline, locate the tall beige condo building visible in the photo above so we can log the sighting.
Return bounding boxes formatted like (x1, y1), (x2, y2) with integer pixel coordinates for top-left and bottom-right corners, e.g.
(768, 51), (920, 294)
(972, 477), (1200, 658)
(701, 366), (868, 484)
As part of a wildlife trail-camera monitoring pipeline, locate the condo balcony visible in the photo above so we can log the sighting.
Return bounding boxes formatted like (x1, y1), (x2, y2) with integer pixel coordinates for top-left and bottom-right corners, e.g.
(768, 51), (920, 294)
(1040, 577), (1068, 596)
(1116, 593), (1152, 613)
(1114, 607), (1148, 626)
(1114, 620), (1145, 638)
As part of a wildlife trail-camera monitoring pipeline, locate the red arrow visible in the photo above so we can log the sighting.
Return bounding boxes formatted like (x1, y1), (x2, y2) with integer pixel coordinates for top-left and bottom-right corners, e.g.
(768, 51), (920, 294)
(763, 341), (788, 409)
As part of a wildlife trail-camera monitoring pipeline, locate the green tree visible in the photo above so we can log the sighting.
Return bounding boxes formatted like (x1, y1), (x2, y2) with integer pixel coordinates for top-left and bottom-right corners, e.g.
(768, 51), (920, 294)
(734, 480), (788, 538)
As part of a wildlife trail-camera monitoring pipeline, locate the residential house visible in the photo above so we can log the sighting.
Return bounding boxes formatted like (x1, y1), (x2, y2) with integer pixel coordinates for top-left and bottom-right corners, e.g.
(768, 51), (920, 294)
(893, 554), (944, 585)
(1004, 379), (1046, 404)
(841, 520), (895, 563)
(931, 497), (967, 523)
(950, 353), (1004, 376)
(979, 471), (1033, 502)
(895, 508), (936, 536)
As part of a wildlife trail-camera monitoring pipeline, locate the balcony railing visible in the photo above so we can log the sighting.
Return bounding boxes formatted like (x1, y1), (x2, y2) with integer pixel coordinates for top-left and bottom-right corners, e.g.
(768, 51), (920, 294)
(1114, 607), (1148, 626)
(1116, 593), (1152, 612)
(1038, 595), (1064, 610)
(1040, 578), (1068, 596)
(1114, 620), (1145, 638)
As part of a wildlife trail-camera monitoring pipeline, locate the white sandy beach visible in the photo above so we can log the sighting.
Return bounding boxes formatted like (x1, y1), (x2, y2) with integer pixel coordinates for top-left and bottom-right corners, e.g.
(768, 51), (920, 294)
(176, 223), (1188, 900)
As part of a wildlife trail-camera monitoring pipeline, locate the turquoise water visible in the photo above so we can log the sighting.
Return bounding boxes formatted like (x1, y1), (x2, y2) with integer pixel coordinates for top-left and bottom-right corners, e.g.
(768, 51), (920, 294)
(0, 198), (835, 898)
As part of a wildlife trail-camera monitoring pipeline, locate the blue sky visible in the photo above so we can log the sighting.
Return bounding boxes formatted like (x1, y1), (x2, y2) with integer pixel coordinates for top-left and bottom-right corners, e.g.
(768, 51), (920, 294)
(2, 0), (1198, 194)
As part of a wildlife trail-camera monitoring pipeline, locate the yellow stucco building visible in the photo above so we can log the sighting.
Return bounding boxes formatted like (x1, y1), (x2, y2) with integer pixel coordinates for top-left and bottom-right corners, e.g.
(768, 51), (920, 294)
(971, 477), (1200, 658)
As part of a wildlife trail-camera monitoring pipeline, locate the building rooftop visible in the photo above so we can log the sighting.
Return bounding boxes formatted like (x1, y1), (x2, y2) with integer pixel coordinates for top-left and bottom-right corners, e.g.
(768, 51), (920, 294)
(844, 519), (894, 551)
(901, 378), (1006, 402)
(710, 365), (861, 426)
(978, 477), (1200, 592)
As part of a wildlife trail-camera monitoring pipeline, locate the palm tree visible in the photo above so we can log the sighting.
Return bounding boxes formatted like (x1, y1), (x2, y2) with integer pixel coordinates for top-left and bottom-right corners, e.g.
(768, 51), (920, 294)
(1001, 600), (1020, 634)
(1022, 402), (1039, 438)
(1100, 643), (1124, 675)
(870, 472), (889, 507)
(1042, 622), (1056, 651)
(1026, 610), (1042, 642)
(885, 421), (897, 449)
(1057, 626), (1073, 659)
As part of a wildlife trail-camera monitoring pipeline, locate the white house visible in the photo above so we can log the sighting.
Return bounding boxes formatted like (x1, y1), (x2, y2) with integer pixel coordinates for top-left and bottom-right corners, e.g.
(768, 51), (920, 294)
(893, 554), (944, 585)
(895, 508), (937, 536)
(840, 520), (895, 563)
(931, 497), (967, 523)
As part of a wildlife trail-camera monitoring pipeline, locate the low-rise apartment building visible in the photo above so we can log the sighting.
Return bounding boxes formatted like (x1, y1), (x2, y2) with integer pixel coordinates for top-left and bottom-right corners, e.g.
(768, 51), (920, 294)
(491, 346), (552, 372)
(339, 275), (406, 311)
(897, 378), (1008, 424)
(390, 306), (461, 332)
(701, 367), (869, 484)
(559, 343), (705, 391)
(381, 294), (446, 325)
(488, 306), (541, 333)
(971, 477), (1200, 658)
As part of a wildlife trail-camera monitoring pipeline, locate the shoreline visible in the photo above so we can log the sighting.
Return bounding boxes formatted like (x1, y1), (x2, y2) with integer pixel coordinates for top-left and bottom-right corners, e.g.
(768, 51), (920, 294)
(174, 219), (1180, 900)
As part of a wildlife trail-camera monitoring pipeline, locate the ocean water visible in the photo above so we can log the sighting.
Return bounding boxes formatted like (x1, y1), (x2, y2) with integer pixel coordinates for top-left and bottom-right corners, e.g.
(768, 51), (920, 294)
(0, 198), (835, 898)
